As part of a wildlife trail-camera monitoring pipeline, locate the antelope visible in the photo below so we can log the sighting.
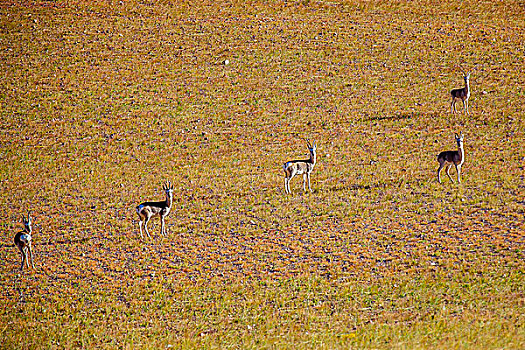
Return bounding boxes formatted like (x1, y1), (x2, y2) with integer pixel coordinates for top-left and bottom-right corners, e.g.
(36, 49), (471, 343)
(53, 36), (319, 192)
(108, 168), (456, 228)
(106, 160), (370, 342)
(450, 69), (471, 114)
(283, 139), (317, 194)
(437, 132), (465, 184)
(137, 181), (174, 238)
(14, 212), (35, 271)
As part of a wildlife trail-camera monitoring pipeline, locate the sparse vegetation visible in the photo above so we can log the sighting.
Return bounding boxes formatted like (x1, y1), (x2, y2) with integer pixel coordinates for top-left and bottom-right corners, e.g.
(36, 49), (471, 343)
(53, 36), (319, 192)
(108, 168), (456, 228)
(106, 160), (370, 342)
(1, 0), (524, 348)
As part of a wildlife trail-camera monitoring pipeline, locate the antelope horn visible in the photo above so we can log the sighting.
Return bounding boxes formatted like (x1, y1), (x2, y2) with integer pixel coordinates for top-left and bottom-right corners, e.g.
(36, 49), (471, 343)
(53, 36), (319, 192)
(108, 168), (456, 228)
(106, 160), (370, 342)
(458, 64), (467, 75)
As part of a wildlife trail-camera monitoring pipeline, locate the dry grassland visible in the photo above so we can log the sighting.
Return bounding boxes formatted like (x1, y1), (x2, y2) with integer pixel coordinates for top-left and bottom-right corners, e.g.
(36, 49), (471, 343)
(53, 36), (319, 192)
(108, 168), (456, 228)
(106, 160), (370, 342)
(1, 0), (524, 348)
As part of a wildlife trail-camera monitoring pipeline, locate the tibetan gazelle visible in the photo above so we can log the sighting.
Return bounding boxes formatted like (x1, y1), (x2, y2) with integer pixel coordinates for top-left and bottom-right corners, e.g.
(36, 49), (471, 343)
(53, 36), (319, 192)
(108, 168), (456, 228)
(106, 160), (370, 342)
(283, 139), (317, 194)
(14, 212), (35, 271)
(450, 69), (471, 114)
(137, 181), (174, 238)
(437, 132), (465, 184)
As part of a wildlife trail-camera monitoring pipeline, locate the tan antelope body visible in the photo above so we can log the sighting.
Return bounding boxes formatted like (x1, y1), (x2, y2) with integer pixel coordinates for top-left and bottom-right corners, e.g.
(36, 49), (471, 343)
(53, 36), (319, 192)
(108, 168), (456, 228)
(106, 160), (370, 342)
(137, 181), (174, 238)
(14, 212), (35, 271)
(437, 132), (465, 184)
(451, 72), (471, 114)
(284, 140), (317, 194)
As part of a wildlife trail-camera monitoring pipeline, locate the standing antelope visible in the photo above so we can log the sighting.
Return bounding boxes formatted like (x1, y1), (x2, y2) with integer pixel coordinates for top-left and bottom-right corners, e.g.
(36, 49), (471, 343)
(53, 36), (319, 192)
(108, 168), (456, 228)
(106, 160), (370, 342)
(137, 181), (174, 238)
(437, 132), (465, 184)
(283, 139), (317, 194)
(14, 212), (35, 271)
(450, 70), (471, 114)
